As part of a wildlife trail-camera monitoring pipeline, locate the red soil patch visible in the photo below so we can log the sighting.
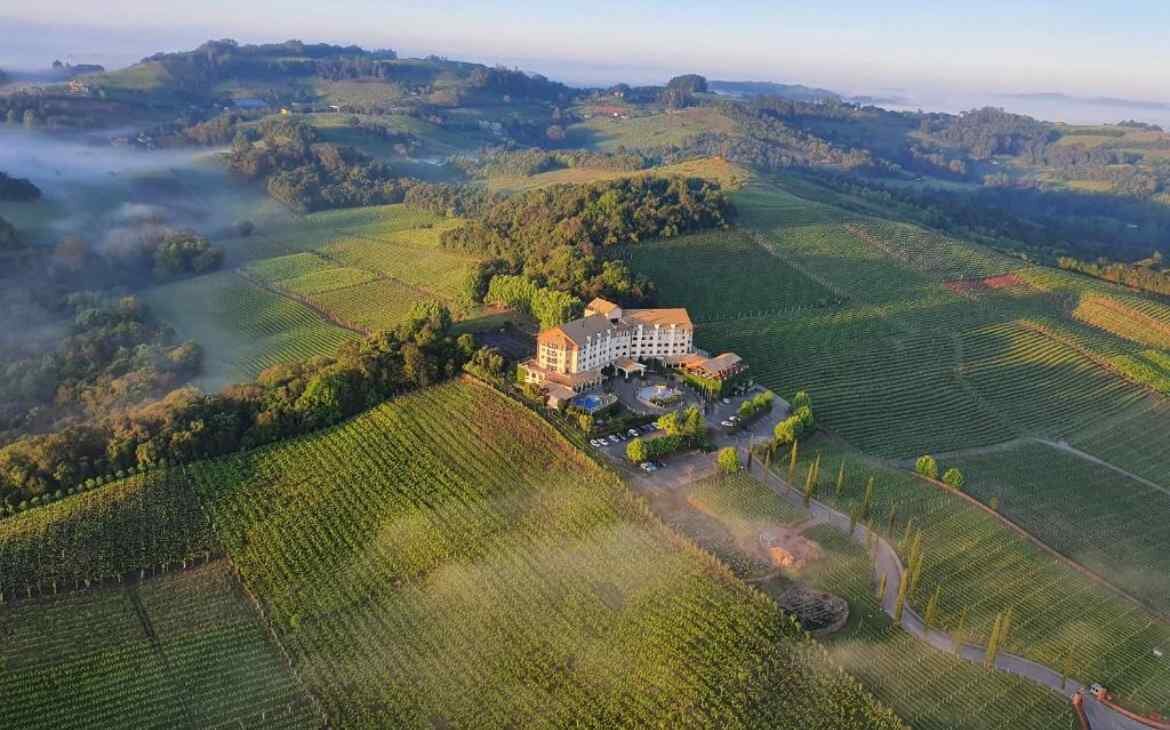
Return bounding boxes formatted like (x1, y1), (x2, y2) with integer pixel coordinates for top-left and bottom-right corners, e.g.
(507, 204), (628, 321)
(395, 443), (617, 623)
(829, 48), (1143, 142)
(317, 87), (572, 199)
(945, 273), (1027, 296)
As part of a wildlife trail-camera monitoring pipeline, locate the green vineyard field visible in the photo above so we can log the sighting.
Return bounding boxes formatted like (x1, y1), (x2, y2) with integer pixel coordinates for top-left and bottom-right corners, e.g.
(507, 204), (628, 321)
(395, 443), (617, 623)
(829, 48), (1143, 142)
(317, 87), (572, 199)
(143, 271), (357, 389)
(188, 381), (905, 728)
(0, 562), (315, 730)
(784, 438), (1170, 718)
(952, 440), (1170, 611)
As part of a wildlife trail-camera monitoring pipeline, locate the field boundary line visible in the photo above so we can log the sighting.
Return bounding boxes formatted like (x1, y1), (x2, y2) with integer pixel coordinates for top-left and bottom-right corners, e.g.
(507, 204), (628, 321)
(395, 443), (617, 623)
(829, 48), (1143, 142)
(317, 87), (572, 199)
(189, 461), (332, 728)
(1036, 438), (1170, 498)
(744, 229), (852, 302)
(235, 269), (370, 336)
(127, 585), (202, 730)
(903, 462), (1170, 624)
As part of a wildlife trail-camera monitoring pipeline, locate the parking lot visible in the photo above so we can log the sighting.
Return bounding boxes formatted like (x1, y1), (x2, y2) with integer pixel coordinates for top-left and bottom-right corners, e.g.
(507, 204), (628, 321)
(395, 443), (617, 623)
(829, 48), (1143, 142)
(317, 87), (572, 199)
(587, 385), (791, 493)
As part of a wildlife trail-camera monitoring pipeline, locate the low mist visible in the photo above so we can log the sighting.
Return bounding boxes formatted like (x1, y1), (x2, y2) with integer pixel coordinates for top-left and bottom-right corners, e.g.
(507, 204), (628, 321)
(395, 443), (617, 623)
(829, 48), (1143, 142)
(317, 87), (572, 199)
(0, 126), (280, 249)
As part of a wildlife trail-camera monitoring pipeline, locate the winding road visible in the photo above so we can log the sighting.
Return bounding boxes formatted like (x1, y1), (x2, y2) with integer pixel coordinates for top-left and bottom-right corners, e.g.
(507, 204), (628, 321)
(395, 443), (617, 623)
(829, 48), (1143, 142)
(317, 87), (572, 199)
(744, 458), (1153, 730)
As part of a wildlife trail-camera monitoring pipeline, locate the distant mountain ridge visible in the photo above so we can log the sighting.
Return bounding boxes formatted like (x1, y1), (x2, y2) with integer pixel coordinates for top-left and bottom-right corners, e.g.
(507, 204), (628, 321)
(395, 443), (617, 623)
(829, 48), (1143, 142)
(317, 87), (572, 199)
(1002, 92), (1170, 111)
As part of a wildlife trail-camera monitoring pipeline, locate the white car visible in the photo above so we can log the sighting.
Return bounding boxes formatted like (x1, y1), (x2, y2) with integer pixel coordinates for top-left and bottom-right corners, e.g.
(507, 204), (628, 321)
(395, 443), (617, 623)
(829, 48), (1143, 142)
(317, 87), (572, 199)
(728, 415), (738, 422)
(590, 439), (603, 448)
(609, 434), (620, 444)
(627, 428), (640, 437)
(639, 462), (657, 472)
(721, 398), (731, 405)
(721, 420), (735, 428)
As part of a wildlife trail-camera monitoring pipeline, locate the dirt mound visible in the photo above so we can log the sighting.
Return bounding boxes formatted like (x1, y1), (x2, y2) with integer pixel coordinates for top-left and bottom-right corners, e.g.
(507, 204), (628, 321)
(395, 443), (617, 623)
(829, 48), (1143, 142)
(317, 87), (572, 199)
(758, 526), (823, 572)
(774, 584), (849, 636)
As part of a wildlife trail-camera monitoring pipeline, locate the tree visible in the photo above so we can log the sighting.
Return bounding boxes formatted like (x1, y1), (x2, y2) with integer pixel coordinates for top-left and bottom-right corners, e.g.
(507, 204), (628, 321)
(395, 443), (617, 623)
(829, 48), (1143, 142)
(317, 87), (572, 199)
(792, 390), (811, 411)
(626, 438), (648, 464)
(875, 573), (887, 602)
(802, 453), (820, 507)
(952, 608), (968, 656)
(835, 461), (845, 497)
(886, 505), (898, 536)
(942, 467), (965, 490)
(984, 613), (1003, 668)
(924, 586), (942, 631)
(861, 476), (874, 520)
(915, 454), (939, 480)
(787, 438), (799, 482)
(717, 447), (740, 474)
(907, 533), (925, 596)
(893, 571), (909, 623)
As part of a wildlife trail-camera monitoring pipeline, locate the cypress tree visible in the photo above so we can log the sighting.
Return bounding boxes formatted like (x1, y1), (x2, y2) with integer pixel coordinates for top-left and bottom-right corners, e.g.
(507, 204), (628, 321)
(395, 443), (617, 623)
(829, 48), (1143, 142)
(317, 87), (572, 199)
(985, 613), (1003, 668)
(886, 504), (898, 536)
(1000, 605), (1014, 652)
(788, 439), (799, 482)
(835, 460), (846, 497)
(876, 572), (887, 602)
(849, 503), (860, 537)
(802, 456), (819, 507)
(862, 476), (874, 520)
(900, 517), (915, 553)
(907, 545), (926, 596)
(924, 585), (942, 631)
(893, 570), (909, 623)
(952, 607), (968, 656)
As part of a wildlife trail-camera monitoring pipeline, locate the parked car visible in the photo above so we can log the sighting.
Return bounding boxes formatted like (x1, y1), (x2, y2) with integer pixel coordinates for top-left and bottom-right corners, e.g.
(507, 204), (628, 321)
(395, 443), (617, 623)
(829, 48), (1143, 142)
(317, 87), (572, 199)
(721, 398), (731, 405)
(639, 462), (655, 472)
(641, 423), (655, 432)
(653, 461), (666, 469)
(609, 434), (620, 444)
(728, 415), (738, 422)
(628, 428), (640, 437)
(721, 420), (735, 428)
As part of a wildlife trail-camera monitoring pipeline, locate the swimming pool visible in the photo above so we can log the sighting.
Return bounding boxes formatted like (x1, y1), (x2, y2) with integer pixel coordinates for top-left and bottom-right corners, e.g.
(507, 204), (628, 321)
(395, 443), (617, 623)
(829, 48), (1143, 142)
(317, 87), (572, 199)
(571, 393), (615, 413)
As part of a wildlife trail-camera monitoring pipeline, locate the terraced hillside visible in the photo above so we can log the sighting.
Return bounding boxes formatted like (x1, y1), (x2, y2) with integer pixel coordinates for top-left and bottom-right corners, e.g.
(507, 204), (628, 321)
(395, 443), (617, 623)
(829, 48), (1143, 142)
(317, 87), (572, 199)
(189, 381), (905, 729)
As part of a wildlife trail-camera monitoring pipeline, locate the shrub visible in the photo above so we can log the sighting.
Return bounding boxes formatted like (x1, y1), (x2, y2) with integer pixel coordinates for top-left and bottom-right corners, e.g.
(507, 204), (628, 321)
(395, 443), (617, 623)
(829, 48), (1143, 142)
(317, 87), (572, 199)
(717, 447), (740, 474)
(626, 438), (649, 464)
(942, 467), (966, 490)
(915, 455), (940, 480)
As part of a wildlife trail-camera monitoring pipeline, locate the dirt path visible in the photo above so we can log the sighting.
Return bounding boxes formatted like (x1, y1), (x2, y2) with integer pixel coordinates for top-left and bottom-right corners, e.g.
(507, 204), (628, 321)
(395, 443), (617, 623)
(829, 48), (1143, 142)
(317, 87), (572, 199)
(742, 458), (1149, 730)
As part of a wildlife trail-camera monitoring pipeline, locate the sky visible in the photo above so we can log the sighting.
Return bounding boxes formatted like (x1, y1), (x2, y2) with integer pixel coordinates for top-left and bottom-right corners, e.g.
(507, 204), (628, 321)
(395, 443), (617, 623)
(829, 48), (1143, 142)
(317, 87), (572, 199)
(1, 1), (1168, 109)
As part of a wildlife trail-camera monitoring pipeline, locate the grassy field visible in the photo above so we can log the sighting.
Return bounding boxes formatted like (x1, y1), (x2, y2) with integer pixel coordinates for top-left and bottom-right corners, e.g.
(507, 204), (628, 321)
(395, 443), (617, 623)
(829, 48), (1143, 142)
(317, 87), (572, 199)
(143, 203), (474, 389)
(0, 562), (315, 730)
(566, 107), (739, 150)
(950, 440), (1170, 610)
(187, 380), (905, 728)
(781, 436), (1170, 718)
(648, 472), (1077, 729)
(627, 230), (839, 322)
(485, 156), (750, 193)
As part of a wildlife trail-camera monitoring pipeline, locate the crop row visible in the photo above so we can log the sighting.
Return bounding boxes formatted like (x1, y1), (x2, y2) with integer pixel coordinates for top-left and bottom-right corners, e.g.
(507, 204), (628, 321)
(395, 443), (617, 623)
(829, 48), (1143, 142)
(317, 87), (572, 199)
(189, 381), (905, 728)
